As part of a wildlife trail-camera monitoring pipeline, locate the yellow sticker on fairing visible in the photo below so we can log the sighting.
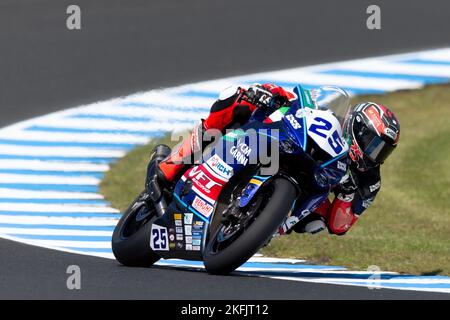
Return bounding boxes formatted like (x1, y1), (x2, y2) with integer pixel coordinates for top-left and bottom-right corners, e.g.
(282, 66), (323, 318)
(174, 213), (182, 220)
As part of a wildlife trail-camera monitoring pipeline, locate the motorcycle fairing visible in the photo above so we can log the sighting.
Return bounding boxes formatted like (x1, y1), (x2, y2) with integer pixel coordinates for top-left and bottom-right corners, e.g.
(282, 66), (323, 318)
(152, 153), (239, 260)
(150, 204), (206, 261)
(154, 124), (277, 259)
(152, 146), (249, 259)
(173, 123), (280, 220)
(284, 86), (349, 159)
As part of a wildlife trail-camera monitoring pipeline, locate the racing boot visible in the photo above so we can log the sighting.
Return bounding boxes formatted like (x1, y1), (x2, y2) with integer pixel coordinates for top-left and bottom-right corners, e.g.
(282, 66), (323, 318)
(145, 144), (172, 188)
(291, 199), (331, 234)
(293, 214), (327, 234)
(157, 121), (207, 185)
(144, 144), (172, 216)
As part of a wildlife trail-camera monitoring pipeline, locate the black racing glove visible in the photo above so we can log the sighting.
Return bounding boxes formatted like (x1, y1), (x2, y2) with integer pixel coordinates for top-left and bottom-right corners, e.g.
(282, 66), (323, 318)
(240, 85), (274, 109)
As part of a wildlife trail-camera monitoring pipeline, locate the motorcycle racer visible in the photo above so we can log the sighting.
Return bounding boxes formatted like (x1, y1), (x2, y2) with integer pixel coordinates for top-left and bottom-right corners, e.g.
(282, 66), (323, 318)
(156, 84), (400, 237)
(293, 101), (400, 236)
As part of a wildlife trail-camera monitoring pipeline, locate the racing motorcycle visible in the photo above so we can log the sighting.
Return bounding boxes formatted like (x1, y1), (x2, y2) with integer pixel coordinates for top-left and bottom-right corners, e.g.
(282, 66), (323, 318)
(112, 85), (351, 275)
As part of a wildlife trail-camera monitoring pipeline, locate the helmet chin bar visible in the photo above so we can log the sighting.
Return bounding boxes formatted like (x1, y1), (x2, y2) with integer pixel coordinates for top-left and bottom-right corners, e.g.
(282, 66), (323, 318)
(349, 139), (378, 172)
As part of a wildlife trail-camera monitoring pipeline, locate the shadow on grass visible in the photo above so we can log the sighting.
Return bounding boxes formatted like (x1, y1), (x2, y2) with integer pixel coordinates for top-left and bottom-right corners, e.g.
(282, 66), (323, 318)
(421, 269), (444, 276)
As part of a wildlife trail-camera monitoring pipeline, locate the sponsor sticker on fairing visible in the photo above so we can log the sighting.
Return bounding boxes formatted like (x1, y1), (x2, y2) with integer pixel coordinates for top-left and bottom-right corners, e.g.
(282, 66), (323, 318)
(184, 213), (193, 225)
(192, 196), (214, 218)
(176, 234), (183, 241)
(278, 216), (300, 235)
(193, 246), (201, 251)
(176, 227), (183, 234)
(186, 244), (193, 251)
(175, 220), (182, 226)
(185, 236), (192, 244)
(337, 161), (347, 171)
(229, 142), (252, 166)
(206, 154), (233, 180)
(193, 224), (204, 233)
(192, 239), (201, 246)
(188, 166), (223, 202)
(286, 114), (301, 129)
(185, 225), (192, 236)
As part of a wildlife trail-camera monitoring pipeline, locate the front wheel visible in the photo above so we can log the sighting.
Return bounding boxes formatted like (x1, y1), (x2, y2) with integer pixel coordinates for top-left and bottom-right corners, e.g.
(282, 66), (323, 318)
(203, 178), (297, 275)
(112, 191), (161, 267)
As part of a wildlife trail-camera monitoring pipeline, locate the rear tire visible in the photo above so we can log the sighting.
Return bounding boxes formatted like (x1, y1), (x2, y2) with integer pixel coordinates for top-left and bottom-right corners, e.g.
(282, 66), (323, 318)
(203, 178), (296, 275)
(112, 191), (161, 267)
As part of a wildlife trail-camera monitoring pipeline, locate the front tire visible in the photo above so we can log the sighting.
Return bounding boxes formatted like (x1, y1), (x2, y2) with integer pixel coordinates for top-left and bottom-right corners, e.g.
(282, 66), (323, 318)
(112, 191), (161, 267)
(203, 178), (297, 275)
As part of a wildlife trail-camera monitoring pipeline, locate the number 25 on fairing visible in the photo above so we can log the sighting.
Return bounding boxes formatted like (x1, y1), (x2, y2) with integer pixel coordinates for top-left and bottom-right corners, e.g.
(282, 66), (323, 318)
(309, 117), (344, 154)
(150, 225), (169, 251)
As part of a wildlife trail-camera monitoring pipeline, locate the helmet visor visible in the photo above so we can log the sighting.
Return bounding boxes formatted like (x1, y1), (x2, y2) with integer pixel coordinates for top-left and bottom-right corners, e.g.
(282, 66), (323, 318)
(363, 135), (395, 164)
(353, 119), (395, 164)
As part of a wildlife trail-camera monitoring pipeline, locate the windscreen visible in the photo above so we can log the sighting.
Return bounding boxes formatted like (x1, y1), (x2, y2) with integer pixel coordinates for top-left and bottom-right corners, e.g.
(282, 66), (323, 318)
(308, 86), (351, 126)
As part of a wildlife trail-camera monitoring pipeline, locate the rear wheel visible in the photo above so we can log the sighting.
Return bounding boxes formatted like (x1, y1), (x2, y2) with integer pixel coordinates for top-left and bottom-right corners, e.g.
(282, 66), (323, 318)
(112, 191), (160, 267)
(203, 178), (297, 275)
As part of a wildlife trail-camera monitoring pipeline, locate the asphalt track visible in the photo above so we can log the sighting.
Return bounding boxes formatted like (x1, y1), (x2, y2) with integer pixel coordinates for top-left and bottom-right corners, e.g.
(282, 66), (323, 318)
(1, 238), (449, 300)
(1, 0), (450, 299)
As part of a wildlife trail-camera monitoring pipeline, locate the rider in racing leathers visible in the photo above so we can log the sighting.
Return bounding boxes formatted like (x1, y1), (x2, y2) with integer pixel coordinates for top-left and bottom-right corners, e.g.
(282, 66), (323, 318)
(156, 83), (401, 236)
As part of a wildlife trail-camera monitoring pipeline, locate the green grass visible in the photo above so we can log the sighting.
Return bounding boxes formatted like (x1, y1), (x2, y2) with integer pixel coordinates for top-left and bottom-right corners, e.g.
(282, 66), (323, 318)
(100, 84), (450, 275)
(100, 134), (179, 212)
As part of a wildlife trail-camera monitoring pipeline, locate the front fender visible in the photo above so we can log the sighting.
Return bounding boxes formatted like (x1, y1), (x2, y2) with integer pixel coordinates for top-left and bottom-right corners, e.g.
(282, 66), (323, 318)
(239, 173), (330, 227)
(238, 175), (274, 207)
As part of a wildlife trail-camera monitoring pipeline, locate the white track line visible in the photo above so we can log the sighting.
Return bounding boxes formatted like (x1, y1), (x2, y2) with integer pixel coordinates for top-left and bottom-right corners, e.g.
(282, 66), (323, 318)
(0, 215), (118, 226)
(0, 130), (152, 144)
(416, 49), (450, 62)
(75, 105), (206, 120)
(0, 203), (120, 213)
(0, 145), (126, 158)
(34, 118), (194, 132)
(8, 239), (112, 248)
(0, 189), (104, 200)
(240, 70), (424, 91)
(339, 60), (450, 77)
(268, 276), (450, 294)
(0, 174), (100, 185)
(0, 228), (112, 236)
(0, 160), (109, 172)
